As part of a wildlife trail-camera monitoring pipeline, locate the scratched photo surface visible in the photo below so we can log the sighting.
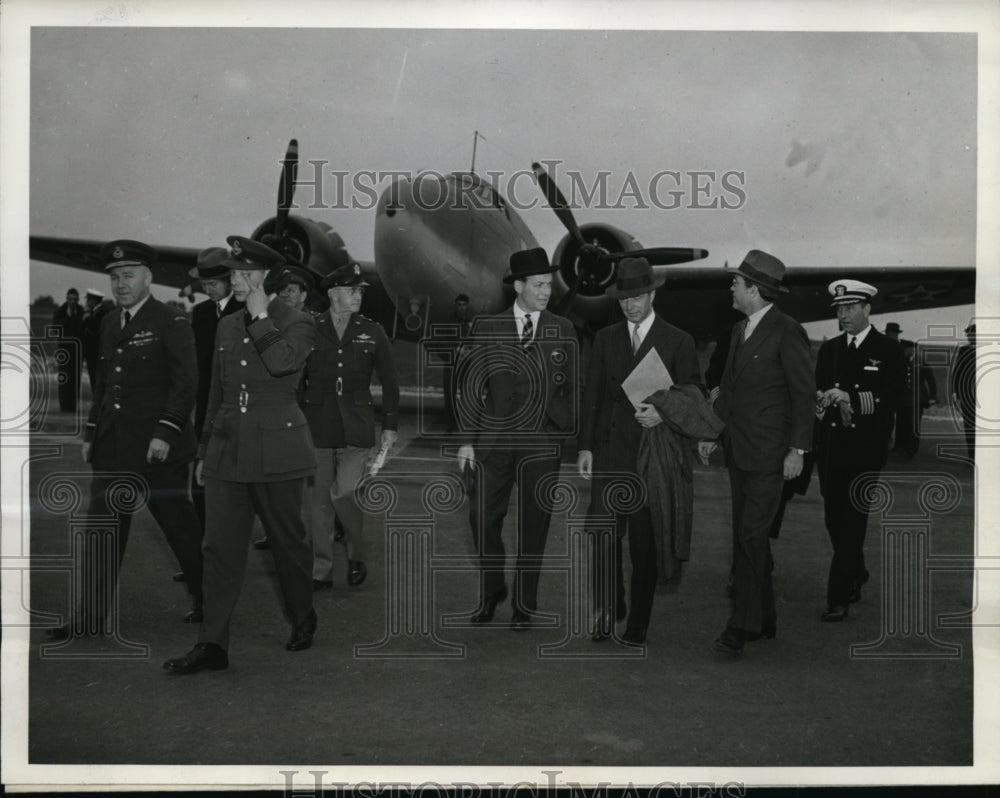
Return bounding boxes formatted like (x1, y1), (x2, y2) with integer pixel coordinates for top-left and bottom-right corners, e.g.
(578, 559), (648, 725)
(3, 0), (998, 792)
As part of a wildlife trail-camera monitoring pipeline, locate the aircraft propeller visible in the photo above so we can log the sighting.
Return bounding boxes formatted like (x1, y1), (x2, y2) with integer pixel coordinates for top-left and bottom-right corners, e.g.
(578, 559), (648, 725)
(260, 138), (301, 262)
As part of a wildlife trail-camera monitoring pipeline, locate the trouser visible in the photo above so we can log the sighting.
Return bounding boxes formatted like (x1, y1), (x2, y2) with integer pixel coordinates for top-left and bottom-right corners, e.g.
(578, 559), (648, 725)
(727, 467), (783, 635)
(310, 445), (369, 581)
(818, 462), (878, 608)
(79, 463), (202, 630)
(199, 477), (314, 650)
(469, 443), (561, 613)
(960, 402), (976, 460)
(57, 346), (82, 412)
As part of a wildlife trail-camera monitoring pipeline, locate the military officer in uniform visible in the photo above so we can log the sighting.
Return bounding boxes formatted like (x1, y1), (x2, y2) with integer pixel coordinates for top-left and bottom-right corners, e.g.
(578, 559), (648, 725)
(81, 288), (114, 390)
(164, 236), (318, 674)
(815, 279), (905, 622)
(302, 263), (399, 590)
(50, 240), (203, 639)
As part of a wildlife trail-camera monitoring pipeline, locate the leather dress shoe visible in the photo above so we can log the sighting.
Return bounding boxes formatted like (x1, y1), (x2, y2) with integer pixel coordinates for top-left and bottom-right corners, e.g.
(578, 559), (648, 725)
(163, 642), (228, 674)
(252, 537), (271, 550)
(172, 571), (187, 583)
(333, 517), (345, 542)
(347, 560), (367, 586)
(471, 585), (508, 624)
(183, 599), (204, 624)
(821, 605), (849, 622)
(712, 625), (744, 656)
(745, 622), (776, 642)
(848, 571), (871, 604)
(621, 627), (646, 647)
(286, 608), (318, 651)
(510, 610), (537, 631)
(313, 579), (333, 591)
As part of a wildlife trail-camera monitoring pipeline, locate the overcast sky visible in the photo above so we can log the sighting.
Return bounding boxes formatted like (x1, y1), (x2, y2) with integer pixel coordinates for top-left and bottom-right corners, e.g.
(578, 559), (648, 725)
(19, 13), (987, 337)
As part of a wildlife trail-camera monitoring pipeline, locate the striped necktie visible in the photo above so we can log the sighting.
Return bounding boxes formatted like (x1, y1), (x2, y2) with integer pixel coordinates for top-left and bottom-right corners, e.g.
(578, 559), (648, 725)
(521, 314), (534, 347)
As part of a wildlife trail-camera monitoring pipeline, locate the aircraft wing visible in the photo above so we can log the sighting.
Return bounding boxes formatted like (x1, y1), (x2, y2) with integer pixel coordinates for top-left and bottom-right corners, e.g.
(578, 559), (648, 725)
(30, 235), (200, 289)
(649, 264), (975, 341)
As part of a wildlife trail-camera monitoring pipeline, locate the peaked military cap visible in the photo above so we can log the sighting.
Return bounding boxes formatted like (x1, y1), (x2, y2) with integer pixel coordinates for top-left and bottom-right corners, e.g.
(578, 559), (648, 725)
(222, 235), (285, 271)
(828, 279), (877, 306)
(320, 262), (369, 291)
(99, 239), (157, 271)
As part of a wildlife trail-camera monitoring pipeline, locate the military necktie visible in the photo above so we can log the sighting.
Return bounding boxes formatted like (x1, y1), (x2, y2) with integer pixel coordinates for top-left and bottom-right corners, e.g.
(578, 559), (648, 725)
(521, 314), (534, 347)
(848, 336), (858, 352)
(122, 310), (132, 329)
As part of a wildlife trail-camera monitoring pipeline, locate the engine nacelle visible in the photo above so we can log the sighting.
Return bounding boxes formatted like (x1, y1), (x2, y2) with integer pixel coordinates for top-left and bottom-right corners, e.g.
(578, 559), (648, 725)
(552, 223), (641, 326)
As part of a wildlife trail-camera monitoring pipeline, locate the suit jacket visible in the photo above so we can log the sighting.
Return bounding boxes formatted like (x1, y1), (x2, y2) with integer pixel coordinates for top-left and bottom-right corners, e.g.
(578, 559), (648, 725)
(715, 304), (815, 474)
(199, 298), (317, 482)
(191, 295), (245, 437)
(579, 314), (703, 473)
(300, 311), (400, 449)
(85, 297), (198, 472)
(815, 327), (905, 470)
(464, 307), (579, 458)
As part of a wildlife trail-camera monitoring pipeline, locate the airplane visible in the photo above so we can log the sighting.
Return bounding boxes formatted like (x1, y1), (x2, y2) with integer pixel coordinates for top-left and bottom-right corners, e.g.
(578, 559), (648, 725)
(30, 139), (976, 345)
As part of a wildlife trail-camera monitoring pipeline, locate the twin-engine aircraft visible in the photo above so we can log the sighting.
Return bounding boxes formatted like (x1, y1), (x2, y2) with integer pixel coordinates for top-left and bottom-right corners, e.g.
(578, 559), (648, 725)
(30, 139), (975, 343)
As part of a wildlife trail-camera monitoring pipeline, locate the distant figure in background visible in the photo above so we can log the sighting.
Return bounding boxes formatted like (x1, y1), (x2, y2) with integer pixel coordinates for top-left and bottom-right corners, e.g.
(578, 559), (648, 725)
(886, 321), (937, 458)
(442, 293), (472, 432)
(951, 321), (977, 461)
(52, 288), (84, 412)
(81, 288), (114, 390)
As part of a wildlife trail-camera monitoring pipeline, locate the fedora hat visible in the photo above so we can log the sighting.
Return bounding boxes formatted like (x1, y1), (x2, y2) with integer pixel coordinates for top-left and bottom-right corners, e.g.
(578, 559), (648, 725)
(605, 256), (665, 299)
(503, 247), (557, 284)
(188, 246), (231, 280)
(729, 249), (789, 294)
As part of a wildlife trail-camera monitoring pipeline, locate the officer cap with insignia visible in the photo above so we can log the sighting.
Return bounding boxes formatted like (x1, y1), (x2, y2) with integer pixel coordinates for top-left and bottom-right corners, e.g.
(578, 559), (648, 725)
(99, 239), (157, 272)
(222, 235), (286, 271)
(188, 246), (231, 280)
(320, 262), (369, 291)
(828, 279), (877, 306)
(281, 265), (321, 292)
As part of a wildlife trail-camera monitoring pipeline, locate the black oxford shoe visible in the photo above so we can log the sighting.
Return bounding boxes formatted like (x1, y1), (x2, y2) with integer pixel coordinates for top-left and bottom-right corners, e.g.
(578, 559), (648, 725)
(470, 585), (508, 624)
(712, 625), (744, 656)
(821, 605), (849, 622)
(286, 608), (318, 651)
(347, 560), (367, 586)
(510, 610), (535, 631)
(163, 643), (228, 674)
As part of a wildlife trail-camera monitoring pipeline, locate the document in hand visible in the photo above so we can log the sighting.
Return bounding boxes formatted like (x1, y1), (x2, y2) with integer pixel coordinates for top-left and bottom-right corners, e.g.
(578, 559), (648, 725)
(621, 348), (674, 408)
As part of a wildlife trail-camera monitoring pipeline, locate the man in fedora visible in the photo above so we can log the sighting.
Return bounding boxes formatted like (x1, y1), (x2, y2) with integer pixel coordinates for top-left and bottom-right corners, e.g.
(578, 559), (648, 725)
(456, 247), (579, 630)
(188, 247), (245, 531)
(577, 256), (704, 646)
(49, 240), (203, 639)
(301, 263), (399, 591)
(814, 279), (904, 623)
(700, 250), (814, 655)
(164, 236), (318, 674)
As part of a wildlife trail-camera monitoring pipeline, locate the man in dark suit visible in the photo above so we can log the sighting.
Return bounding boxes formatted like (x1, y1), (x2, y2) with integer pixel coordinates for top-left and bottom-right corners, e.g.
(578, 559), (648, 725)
(701, 250), (815, 655)
(578, 257), (704, 647)
(951, 321), (977, 461)
(188, 247), (245, 530)
(815, 279), (905, 622)
(49, 240), (203, 640)
(886, 322), (937, 457)
(301, 263), (399, 590)
(81, 288), (114, 390)
(456, 247), (579, 630)
(52, 288), (84, 412)
(164, 236), (318, 674)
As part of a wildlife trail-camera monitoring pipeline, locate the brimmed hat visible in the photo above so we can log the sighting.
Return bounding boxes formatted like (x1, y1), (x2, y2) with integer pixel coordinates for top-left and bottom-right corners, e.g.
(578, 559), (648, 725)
(605, 256), (665, 299)
(728, 249), (789, 294)
(828, 279), (877, 306)
(188, 246), (231, 280)
(885, 322), (902, 333)
(99, 239), (156, 271)
(503, 247), (557, 284)
(222, 235), (285, 271)
(320, 262), (369, 291)
(964, 321), (976, 333)
(274, 264), (321, 293)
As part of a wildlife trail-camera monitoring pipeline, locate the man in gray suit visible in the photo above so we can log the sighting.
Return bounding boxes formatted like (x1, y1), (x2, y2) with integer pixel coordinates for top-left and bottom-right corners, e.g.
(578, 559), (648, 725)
(701, 250), (815, 655)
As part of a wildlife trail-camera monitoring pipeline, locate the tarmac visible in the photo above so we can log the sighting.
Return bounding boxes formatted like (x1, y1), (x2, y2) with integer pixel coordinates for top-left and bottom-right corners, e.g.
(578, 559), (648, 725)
(16, 399), (978, 777)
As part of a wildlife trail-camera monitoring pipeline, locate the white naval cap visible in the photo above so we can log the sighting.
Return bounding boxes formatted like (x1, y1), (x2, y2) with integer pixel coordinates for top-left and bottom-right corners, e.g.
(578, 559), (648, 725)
(85, 288), (105, 299)
(828, 279), (877, 306)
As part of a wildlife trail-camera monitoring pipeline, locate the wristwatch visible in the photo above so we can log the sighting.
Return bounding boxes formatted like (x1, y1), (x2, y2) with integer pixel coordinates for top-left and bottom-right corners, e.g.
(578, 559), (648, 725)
(789, 447), (807, 456)
(254, 311), (268, 321)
